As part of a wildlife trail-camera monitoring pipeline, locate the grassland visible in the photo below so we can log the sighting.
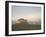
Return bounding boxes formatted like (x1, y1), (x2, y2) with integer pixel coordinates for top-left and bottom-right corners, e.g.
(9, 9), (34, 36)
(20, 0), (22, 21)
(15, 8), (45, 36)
(12, 24), (41, 31)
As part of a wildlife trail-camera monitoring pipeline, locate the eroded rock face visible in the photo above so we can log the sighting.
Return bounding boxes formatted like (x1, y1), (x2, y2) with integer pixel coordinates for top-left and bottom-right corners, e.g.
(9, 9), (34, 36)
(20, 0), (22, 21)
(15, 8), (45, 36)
(16, 18), (27, 23)
(16, 18), (28, 27)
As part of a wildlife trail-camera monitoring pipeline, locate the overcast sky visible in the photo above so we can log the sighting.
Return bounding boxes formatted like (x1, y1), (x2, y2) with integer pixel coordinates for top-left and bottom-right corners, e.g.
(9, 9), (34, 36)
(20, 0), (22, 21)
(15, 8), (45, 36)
(11, 5), (41, 21)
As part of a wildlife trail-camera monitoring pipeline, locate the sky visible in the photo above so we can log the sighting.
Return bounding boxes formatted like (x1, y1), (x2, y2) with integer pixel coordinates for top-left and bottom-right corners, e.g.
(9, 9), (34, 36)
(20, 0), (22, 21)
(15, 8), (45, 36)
(11, 5), (41, 22)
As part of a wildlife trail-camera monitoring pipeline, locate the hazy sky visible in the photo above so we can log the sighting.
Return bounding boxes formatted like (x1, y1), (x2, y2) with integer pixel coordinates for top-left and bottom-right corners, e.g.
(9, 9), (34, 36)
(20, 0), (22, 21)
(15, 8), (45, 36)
(11, 5), (41, 21)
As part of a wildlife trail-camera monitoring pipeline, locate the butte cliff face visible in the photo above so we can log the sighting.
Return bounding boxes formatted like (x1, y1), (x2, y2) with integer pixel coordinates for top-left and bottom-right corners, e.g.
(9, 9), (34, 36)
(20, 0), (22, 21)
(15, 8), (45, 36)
(16, 18), (28, 27)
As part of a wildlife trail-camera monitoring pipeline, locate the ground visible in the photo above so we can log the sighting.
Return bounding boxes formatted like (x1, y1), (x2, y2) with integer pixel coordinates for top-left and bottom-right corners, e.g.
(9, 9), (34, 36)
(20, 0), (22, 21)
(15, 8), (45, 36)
(12, 24), (41, 31)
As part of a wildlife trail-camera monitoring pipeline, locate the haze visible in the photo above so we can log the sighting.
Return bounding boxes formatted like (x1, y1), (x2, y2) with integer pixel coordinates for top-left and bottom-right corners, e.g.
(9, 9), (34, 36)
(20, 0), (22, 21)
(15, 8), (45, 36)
(11, 5), (41, 22)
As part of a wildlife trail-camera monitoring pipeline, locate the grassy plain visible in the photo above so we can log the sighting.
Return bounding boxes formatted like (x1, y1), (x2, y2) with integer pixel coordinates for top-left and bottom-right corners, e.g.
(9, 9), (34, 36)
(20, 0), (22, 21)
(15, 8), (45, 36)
(12, 24), (41, 31)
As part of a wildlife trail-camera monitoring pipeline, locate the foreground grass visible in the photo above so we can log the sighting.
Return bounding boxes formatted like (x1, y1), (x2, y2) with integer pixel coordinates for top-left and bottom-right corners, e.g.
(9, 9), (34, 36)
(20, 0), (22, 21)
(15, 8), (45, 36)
(12, 24), (41, 31)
